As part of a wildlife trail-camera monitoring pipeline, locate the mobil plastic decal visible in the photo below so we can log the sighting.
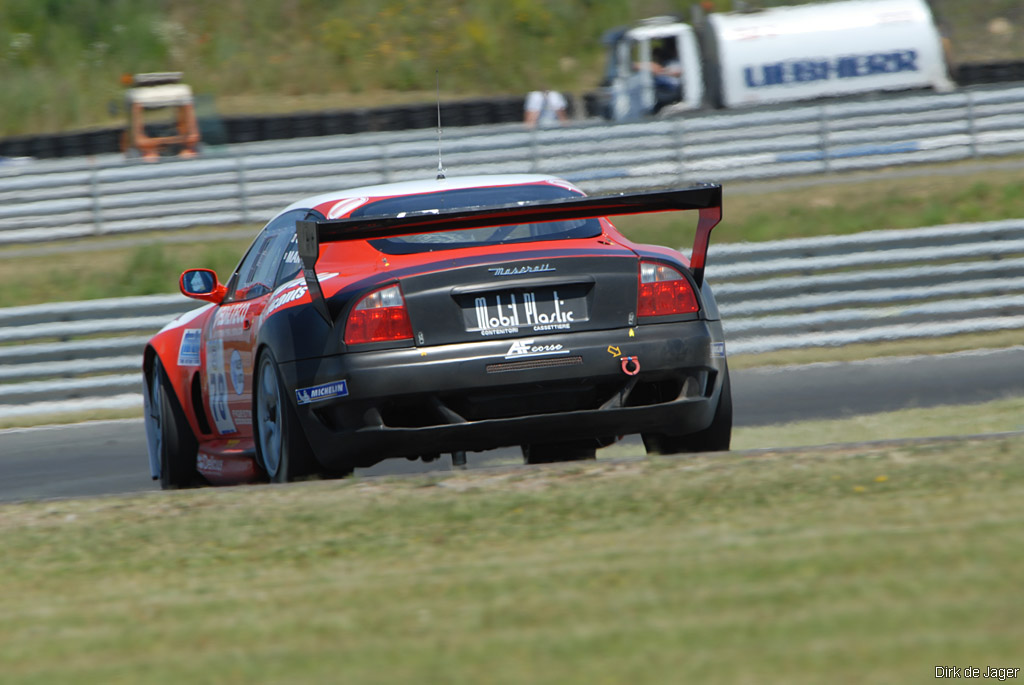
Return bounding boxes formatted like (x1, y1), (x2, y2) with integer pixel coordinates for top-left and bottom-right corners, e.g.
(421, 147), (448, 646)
(745, 49), (918, 88)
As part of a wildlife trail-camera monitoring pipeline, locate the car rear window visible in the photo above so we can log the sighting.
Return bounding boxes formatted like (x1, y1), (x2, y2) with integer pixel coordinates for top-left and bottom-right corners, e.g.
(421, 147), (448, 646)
(355, 184), (602, 255)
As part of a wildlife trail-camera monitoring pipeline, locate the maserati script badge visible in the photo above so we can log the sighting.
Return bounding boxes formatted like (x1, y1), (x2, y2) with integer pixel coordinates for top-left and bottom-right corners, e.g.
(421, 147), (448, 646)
(488, 264), (556, 276)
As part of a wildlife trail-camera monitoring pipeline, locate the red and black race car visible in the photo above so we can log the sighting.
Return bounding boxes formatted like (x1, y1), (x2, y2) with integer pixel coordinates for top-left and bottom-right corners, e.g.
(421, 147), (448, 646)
(144, 174), (731, 488)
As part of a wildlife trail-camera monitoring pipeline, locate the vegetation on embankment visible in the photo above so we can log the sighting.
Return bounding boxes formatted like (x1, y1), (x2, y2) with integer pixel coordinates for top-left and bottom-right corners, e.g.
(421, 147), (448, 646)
(0, 0), (1021, 136)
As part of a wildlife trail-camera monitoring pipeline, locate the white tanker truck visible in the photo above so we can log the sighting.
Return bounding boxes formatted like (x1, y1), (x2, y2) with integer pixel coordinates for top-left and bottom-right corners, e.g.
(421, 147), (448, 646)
(600, 0), (954, 120)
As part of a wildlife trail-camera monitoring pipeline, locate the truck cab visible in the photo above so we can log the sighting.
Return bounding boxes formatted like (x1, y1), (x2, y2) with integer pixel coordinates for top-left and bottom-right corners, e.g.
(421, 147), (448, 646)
(600, 17), (705, 121)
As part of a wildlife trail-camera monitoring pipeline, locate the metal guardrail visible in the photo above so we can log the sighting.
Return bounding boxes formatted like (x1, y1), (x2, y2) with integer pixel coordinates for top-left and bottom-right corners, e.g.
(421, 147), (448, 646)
(2, 84), (1024, 245)
(1, 219), (1022, 419)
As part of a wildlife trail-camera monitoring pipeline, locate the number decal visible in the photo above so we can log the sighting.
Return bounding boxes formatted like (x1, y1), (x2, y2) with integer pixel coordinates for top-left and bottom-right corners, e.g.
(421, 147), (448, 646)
(206, 339), (237, 435)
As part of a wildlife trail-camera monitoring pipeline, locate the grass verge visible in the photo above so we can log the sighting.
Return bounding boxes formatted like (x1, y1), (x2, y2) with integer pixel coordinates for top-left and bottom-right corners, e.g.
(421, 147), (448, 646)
(0, 232), (252, 307)
(727, 331), (1024, 370)
(1, 435), (1021, 684)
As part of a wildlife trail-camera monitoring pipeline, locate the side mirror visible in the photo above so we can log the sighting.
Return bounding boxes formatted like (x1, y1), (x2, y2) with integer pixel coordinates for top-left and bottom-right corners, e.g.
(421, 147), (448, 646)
(179, 268), (227, 303)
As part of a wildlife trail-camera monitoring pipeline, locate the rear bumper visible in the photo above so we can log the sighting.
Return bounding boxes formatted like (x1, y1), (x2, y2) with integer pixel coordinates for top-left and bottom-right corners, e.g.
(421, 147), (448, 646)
(281, 321), (727, 469)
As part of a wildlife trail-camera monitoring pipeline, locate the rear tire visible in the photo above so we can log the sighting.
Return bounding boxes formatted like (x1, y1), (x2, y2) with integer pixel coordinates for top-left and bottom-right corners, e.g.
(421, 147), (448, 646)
(522, 441), (597, 465)
(643, 367), (733, 455)
(147, 359), (199, 489)
(254, 351), (318, 483)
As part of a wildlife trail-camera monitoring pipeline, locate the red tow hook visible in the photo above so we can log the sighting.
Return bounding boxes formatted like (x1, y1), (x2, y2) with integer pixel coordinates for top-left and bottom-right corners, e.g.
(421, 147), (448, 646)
(621, 356), (640, 376)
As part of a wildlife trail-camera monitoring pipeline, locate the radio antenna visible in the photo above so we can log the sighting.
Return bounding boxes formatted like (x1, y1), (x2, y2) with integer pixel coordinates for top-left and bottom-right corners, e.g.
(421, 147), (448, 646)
(435, 71), (446, 180)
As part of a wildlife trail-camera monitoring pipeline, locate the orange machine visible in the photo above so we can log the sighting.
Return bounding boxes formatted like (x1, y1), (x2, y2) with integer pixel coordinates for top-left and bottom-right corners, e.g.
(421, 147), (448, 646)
(122, 72), (200, 160)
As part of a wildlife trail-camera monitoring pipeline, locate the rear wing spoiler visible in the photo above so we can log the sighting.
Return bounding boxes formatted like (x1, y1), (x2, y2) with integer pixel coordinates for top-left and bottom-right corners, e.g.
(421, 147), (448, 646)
(296, 183), (722, 325)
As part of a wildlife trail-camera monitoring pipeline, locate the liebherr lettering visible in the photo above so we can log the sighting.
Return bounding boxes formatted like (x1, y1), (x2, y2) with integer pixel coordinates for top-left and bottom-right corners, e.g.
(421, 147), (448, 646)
(745, 49), (918, 89)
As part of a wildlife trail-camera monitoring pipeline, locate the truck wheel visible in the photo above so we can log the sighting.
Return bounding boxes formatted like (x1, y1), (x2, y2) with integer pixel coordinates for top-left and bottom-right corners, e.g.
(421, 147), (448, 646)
(643, 367), (733, 455)
(148, 359), (199, 489)
(254, 351), (316, 483)
(522, 441), (597, 464)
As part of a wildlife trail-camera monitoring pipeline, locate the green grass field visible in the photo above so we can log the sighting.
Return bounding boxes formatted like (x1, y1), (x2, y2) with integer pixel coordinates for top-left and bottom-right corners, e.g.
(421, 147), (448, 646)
(1, 434), (1021, 684)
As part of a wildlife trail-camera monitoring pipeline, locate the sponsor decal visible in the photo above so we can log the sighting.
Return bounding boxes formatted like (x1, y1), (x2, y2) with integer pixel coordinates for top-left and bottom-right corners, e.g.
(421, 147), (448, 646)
(296, 380), (349, 405)
(265, 273), (338, 317)
(177, 329), (202, 366)
(504, 339), (569, 360)
(473, 290), (576, 336)
(267, 284), (308, 314)
(231, 408), (252, 425)
(197, 452), (224, 474)
(607, 345), (622, 358)
(744, 50), (918, 89)
(282, 249), (301, 264)
(205, 339), (236, 435)
(214, 302), (249, 329)
(481, 325), (520, 335)
(523, 291), (573, 329)
(230, 349), (244, 395)
(488, 264), (556, 277)
(711, 342), (726, 358)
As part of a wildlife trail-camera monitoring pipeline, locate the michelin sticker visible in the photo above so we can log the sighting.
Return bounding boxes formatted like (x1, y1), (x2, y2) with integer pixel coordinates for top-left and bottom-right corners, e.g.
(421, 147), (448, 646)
(296, 380), (349, 405)
(177, 329), (202, 366)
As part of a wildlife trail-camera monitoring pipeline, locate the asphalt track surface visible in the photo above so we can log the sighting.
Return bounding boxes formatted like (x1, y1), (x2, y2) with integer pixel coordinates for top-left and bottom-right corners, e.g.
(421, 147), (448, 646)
(1, 347), (1022, 504)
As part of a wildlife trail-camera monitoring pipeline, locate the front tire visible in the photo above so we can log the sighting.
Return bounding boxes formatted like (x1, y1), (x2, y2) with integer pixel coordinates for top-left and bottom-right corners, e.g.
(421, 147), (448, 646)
(254, 350), (316, 483)
(643, 366), (733, 455)
(147, 359), (199, 489)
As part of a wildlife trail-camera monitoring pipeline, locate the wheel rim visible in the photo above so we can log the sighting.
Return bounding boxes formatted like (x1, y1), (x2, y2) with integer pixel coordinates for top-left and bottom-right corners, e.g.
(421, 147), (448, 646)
(256, 358), (283, 477)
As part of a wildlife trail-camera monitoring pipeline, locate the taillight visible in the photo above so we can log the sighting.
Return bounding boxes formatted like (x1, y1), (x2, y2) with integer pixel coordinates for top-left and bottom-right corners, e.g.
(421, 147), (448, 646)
(637, 262), (698, 317)
(344, 284), (414, 345)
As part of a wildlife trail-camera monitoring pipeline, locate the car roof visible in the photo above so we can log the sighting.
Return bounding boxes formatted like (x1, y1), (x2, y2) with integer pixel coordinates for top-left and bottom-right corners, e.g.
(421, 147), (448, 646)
(276, 173), (579, 220)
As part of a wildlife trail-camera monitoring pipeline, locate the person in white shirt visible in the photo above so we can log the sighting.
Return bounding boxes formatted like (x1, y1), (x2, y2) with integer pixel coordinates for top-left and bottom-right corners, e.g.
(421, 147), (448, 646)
(524, 89), (568, 128)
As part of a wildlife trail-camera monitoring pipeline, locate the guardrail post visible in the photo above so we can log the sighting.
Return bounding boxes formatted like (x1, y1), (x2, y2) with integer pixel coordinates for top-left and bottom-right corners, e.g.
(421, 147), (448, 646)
(818, 105), (831, 173)
(966, 94), (979, 159)
(529, 128), (540, 173)
(89, 159), (104, 235)
(673, 118), (687, 181)
(235, 152), (250, 223)
(381, 144), (392, 183)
